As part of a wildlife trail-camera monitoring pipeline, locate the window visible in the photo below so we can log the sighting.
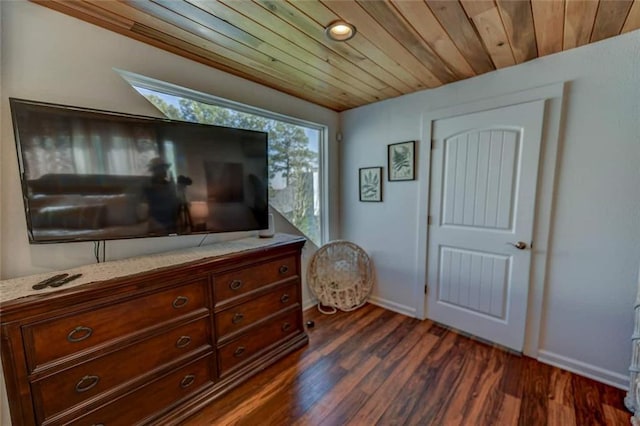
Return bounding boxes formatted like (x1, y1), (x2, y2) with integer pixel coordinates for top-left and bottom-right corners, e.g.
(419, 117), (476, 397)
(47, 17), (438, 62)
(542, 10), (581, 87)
(119, 72), (325, 245)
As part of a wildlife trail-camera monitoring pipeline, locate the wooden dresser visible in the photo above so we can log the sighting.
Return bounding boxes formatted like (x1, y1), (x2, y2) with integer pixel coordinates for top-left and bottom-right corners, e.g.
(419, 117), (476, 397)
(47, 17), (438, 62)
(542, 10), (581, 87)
(0, 235), (307, 425)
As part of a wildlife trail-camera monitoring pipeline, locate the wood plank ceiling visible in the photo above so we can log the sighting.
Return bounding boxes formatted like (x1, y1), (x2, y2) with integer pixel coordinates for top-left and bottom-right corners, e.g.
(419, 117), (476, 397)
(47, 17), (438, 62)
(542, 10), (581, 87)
(34, 0), (640, 112)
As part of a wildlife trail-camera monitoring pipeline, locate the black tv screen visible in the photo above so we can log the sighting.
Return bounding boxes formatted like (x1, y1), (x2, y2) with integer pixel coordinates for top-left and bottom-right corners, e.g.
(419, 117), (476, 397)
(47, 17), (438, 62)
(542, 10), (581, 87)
(10, 98), (269, 243)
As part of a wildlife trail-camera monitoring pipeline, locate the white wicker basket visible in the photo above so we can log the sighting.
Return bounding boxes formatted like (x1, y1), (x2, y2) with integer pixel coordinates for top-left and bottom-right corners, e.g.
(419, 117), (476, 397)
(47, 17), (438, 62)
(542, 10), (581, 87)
(307, 240), (373, 314)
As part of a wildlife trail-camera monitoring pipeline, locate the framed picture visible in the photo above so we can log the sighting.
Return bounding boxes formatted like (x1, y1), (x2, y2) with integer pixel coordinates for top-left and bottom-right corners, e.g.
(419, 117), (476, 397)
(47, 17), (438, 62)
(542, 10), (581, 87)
(359, 167), (382, 202)
(388, 140), (416, 181)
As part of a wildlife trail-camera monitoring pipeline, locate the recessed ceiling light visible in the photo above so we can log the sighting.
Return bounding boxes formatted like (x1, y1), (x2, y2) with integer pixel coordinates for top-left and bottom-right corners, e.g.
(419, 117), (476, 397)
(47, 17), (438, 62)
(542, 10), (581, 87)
(325, 21), (356, 42)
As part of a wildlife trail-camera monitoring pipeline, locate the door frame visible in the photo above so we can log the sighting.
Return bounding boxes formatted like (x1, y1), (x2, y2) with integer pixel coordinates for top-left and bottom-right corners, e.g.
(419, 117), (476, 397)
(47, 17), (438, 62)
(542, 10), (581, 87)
(415, 82), (566, 357)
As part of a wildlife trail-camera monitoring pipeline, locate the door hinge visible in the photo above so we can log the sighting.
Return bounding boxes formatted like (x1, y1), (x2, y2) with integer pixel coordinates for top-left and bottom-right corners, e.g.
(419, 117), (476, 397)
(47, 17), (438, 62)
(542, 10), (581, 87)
(424, 284), (428, 294)
(430, 140), (435, 150)
(428, 215), (432, 225)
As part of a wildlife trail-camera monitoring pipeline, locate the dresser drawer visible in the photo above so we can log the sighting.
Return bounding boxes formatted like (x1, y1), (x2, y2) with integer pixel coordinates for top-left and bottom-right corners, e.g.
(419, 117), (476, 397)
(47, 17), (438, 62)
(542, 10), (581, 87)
(218, 310), (300, 376)
(214, 255), (297, 304)
(23, 278), (208, 371)
(32, 316), (212, 422)
(66, 353), (215, 426)
(215, 283), (298, 341)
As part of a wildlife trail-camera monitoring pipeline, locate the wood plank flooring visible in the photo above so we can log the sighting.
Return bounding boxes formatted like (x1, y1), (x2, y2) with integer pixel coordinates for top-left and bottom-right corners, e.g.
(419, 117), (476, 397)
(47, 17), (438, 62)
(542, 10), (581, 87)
(184, 304), (630, 425)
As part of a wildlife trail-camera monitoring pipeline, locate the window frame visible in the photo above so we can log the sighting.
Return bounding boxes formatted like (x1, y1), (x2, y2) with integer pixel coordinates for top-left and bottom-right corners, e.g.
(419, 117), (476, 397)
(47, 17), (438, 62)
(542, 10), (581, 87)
(116, 69), (328, 245)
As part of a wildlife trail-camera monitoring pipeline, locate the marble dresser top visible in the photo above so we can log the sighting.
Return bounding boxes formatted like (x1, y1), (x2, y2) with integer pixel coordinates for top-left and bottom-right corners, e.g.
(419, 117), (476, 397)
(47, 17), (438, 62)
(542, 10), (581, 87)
(0, 234), (303, 304)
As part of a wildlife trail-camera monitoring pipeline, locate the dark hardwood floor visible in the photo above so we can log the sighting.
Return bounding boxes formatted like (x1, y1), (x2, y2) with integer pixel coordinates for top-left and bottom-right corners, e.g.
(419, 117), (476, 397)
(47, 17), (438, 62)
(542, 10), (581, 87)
(184, 304), (630, 425)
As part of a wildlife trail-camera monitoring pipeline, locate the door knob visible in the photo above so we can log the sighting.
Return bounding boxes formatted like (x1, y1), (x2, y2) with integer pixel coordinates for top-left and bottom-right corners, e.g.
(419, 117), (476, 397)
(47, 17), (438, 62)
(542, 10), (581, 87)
(508, 241), (527, 250)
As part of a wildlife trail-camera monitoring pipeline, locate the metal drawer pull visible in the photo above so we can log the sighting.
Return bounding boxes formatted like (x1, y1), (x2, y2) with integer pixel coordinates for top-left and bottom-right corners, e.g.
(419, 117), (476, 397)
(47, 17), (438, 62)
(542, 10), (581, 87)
(280, 294), (290, 304)
(75, 375), (100, 393)
(282, 322), (292, 332)
(233, 346), (246, 357)
(172, 296), (189, 309)
(180, 374), (196, 389)
(67, 326), (93, 343)
(279, 265), (289, 274)
(92, 424), (105, 426)
(175, 336), (192, 348)
(229, 280), (243, 291)
(232, 313), (245, 324)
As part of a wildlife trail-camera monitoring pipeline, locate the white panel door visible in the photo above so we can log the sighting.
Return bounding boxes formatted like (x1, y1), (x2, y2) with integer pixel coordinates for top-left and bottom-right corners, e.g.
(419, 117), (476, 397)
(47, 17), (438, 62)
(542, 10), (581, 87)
(427, 100), (545, 351)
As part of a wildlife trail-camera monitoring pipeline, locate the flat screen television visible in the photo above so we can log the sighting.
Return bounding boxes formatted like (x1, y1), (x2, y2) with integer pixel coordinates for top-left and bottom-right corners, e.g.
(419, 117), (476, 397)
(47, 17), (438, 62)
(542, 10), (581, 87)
(10, 98), (269, 243)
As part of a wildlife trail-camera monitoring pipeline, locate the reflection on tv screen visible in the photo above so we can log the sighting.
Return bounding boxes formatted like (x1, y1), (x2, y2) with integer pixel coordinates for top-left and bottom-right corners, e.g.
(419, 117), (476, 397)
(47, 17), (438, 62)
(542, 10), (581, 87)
(10, 98), (269, 243)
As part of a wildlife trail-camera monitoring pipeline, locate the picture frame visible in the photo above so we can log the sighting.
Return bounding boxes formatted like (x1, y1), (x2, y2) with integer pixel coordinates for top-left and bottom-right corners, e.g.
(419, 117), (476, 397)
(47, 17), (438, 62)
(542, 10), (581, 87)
(388, 140), (416, 181)
(359, 167), (382, 202)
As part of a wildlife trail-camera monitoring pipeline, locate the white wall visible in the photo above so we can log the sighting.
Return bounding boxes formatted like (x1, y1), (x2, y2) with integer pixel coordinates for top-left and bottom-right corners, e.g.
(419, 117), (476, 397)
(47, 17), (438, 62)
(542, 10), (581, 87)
(0, 4), (5, 423)
(0, 2), (337, 423)
(0, 4), (12, 424)
(341, 30), (640, 388)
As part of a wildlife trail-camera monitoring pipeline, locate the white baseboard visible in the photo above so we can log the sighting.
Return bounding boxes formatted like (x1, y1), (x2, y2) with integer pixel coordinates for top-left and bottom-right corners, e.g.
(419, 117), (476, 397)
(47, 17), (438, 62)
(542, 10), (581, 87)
(302, 296), (416, 317)
(302, 298), (317, 311)
(367, 295), (417, 318)
(537, 349), (629, 390)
